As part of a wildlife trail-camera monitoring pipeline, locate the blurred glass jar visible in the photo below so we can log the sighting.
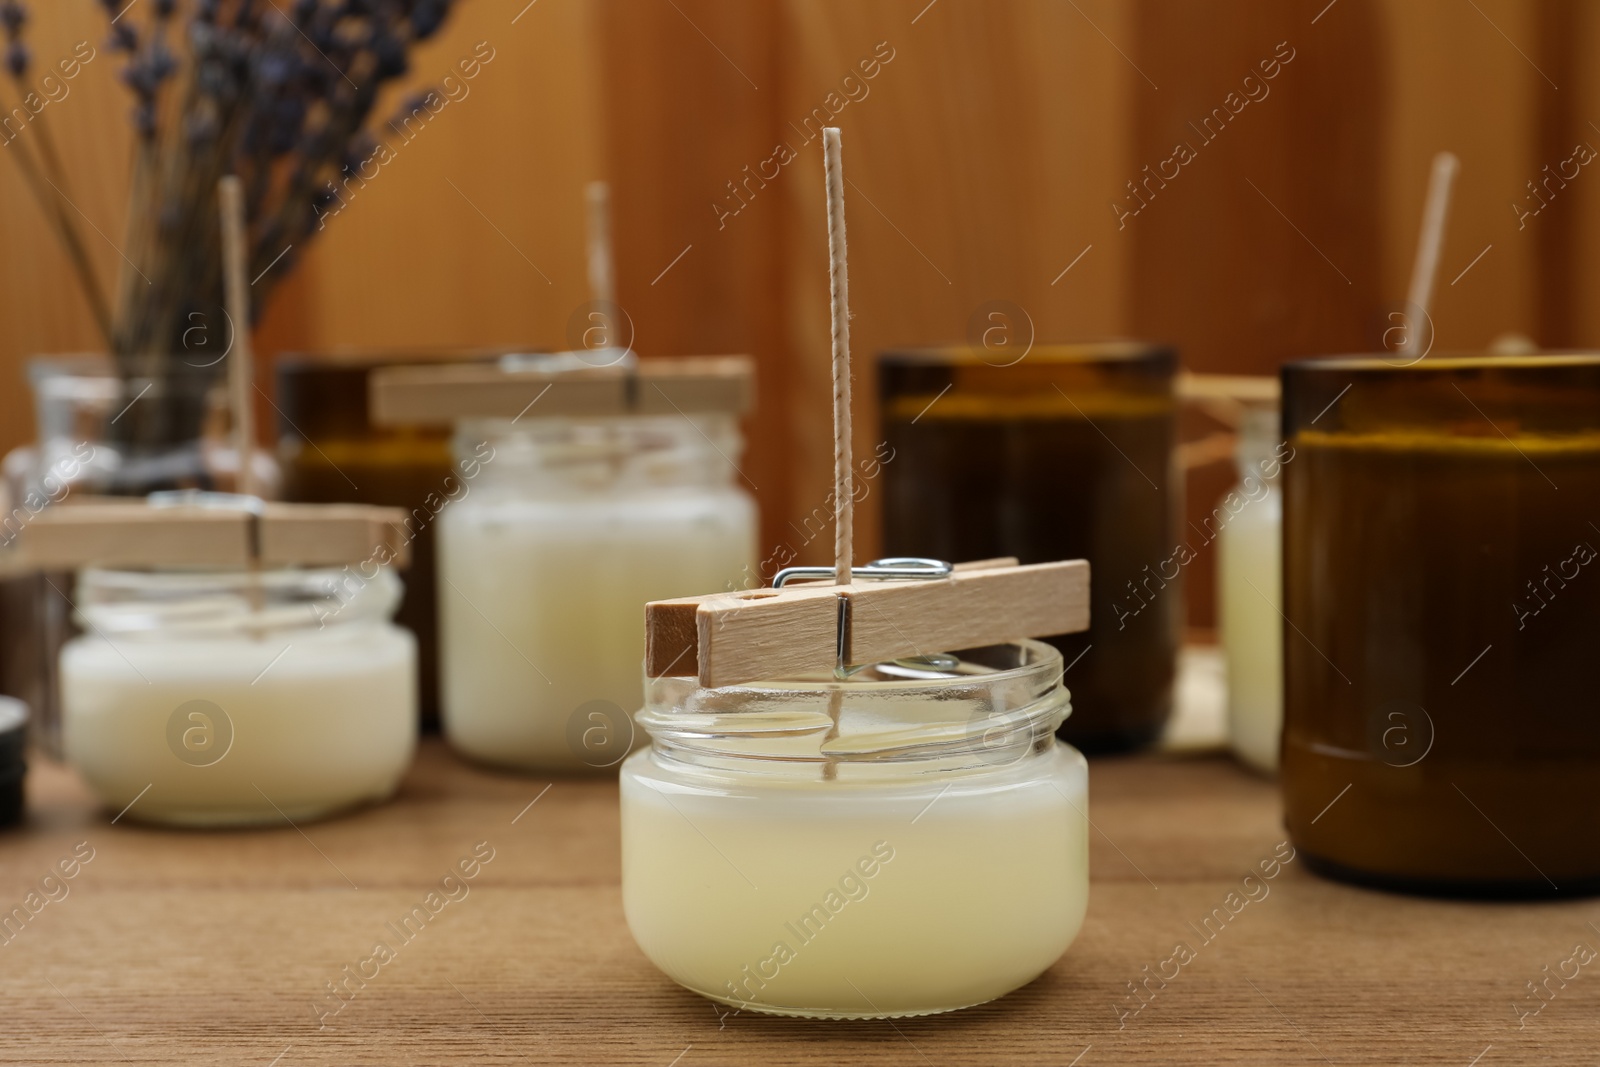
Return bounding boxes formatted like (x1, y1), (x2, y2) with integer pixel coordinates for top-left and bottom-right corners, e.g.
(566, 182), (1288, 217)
(61, 566), (416, 827)
(879, 344), (1180, 753)
(621, 640), (1087, 1019)
(0, 357), (276, 755)
(1219, 403), (1287, 774)
(1282, 354), (1600, 894)
(440, 414), (756, 772)
(275, 352), (493, 726)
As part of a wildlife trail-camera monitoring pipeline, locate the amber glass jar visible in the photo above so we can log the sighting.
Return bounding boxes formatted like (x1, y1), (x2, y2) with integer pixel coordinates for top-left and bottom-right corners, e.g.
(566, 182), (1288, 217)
(276, 351), (499, 725)
(1282, 354), (1600, 895)
(879, 344), (1179, 753)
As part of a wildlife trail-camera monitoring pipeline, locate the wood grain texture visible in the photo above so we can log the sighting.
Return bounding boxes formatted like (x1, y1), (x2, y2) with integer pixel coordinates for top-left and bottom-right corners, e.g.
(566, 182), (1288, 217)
(17, 501), (409, 569)
(369, 356), (754, 425)
(843, 560), (1089, 666)
(5, 738), (1598, 1064)
(0, 0), (1592, 627)
(779, 0), (1138, 568)
(692, 584), (839, 686)
(647, 560), (1087, 686)
(0, 5), (132, 459)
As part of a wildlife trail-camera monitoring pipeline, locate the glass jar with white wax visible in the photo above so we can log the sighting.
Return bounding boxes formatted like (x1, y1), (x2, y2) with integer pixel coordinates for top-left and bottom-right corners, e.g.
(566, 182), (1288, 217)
(439, 413), (756, 772)
(1219, 402), (1286, 774)
(62, 566), (416, 826)
(621, 639), (1088, 1019)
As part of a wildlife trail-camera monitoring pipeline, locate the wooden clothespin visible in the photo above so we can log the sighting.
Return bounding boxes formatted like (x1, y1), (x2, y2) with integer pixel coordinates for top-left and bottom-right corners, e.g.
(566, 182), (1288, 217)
(644, 128), (1090, 690)
(367, 355), (752, 426)
(13, 494), (411, 571)
(646, 556), (1088, 688)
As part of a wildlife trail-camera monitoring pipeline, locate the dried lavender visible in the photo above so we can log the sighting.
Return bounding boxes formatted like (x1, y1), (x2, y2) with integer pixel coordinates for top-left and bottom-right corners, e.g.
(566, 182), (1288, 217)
(0, 1), (115, 344)
(3, 0), (458, 456)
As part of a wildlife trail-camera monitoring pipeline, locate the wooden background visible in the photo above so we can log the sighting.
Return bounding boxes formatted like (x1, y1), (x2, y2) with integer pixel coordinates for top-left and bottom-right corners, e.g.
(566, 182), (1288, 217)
(0, 0), (1583, 623)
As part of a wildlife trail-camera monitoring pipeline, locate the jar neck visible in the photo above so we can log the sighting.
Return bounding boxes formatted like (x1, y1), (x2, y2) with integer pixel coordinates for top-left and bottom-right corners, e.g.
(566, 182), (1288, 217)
(638, 641), (1070, 781)
(75, 566), (401, 639)
(457, 414), (742, 494)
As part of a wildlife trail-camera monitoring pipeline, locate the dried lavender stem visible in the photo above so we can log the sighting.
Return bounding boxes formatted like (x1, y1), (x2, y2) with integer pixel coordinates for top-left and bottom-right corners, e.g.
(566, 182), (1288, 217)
(0, 88), (112, 343)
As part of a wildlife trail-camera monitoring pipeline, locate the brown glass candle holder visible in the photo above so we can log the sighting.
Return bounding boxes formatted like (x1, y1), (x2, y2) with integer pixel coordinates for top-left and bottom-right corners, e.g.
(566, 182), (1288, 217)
(1281, 353), (1600, 896)
(879, 344), (1179, 753)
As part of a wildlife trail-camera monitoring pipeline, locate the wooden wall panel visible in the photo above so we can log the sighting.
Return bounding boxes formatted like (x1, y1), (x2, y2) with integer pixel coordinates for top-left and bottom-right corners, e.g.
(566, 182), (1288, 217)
(598, 0), (788, 571)
(1129, 0), (1387, 374)
(0, 0), (1589, 627)
(0, 5), (131, 459)
(294, 0), (604, 354)
(1544, 0), (1600, 347)
(780, 0), (1136, 563)
(1378, 0), (1544, 350)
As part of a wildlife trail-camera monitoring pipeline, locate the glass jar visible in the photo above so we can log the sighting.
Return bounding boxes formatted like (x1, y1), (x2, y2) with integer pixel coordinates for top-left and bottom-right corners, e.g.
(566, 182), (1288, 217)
(621, 640), (1088, 1019)
(1282, 354), (1600, 894)
(60, 566), (417, 827)
(1219, 404), (1287, 774)
(879, 344), (1179, 753)
(439, 414), (756, 772)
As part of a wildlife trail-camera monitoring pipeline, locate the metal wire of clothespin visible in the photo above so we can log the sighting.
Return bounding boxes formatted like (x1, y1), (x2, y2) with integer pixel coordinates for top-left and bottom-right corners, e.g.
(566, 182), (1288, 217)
(772, 556), (953, 588)
(644, 557), (1088, 688)
(770, 557), (955, 676)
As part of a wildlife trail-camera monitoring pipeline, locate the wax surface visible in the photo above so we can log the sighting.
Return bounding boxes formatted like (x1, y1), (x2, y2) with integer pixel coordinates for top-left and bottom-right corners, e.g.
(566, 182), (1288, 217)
(620, 744), (1088, 1018)
(439, 489), (754, 771)
(62, 625), (416, 826)
(1220, 486), (1282, 774)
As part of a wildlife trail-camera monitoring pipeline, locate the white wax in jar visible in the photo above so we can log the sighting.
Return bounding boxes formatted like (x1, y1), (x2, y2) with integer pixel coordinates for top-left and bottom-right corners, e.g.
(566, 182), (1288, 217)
(620, 745), (1088, 1018)
(1219, 483), (1283, 773)
(63, 612), (416, 826)
(439, 492), (754, 771)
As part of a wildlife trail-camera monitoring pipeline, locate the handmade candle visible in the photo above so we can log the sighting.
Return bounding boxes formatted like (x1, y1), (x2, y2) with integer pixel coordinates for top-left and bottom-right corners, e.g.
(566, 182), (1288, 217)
(61, 566), (416, 826)
(1219, 403), (1285, 773)
(369, 356), (757, 772)
(879, 344), (1179, 752)
(437, 413), (756, 772)
(621, 640), (1088, 1018)
(1282, 355), (1600, 893)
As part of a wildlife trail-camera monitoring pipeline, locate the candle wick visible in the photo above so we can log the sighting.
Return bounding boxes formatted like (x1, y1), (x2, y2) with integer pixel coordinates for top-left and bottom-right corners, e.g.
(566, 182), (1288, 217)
(823, 128), (854, 588)
(823, 686), (842, 782)
(1399, 151), (1458, 358)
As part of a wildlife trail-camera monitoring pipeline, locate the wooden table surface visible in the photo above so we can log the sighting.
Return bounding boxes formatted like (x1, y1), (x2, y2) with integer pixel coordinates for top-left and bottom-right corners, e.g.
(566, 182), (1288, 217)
(4, 737), (1596, 1066)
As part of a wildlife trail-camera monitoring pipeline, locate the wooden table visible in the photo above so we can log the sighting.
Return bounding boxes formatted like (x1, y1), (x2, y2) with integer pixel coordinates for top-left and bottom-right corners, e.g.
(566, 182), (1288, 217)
(3, 738), (1595, 1066)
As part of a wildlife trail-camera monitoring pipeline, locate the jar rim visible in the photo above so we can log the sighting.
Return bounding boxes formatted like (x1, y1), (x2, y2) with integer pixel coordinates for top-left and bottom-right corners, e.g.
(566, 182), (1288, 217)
(1284, 352), (1600, 374)
(75, 565), (401, 637)
(639, 639), (1070, 776)
(657, 637), (1064, 698)
(879, 341), (1173, 368)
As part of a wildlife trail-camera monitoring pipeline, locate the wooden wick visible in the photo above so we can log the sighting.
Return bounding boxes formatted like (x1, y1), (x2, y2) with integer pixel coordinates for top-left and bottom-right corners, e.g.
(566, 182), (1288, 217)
(218, 175), (257, 499)
(219, 175), (263, 620)
(822, 128), (858, 778)
(1399, 151), (1459, 358)
(822, 128), (854, 587)
(586, 180), (616, 315)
